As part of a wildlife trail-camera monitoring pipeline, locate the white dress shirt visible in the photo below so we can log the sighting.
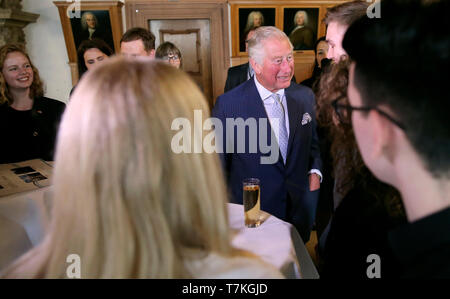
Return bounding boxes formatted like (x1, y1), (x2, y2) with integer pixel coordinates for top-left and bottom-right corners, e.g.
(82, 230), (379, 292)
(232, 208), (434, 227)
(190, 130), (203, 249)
(253, 76), (323, 181)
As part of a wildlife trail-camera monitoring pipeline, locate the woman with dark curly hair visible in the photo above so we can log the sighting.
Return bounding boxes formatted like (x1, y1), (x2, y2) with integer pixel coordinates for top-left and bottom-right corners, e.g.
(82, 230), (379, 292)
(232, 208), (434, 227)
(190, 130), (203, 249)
(0, 44), (65, 163)
(315, 59), (406, 278)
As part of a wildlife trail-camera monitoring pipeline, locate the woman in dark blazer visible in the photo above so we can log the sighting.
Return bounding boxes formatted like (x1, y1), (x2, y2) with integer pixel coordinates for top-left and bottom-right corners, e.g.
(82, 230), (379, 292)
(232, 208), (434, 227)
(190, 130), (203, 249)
(0, 44), (65, 163)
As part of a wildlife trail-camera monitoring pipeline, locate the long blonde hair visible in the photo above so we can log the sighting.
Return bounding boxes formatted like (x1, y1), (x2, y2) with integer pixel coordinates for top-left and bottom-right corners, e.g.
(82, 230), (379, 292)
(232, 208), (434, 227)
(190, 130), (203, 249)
(3, 57), (237, 278)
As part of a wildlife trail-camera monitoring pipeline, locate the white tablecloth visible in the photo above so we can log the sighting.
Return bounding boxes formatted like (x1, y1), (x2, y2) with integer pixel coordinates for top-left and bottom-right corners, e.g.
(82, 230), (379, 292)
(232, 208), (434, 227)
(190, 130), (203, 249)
(0, 187), (52, 270)
(0, 189), (319, 279)
(228, 203), (319, 279)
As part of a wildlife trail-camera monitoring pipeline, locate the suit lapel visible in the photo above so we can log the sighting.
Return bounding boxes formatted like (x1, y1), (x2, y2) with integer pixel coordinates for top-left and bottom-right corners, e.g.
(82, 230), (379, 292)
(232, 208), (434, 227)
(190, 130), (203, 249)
(286, 85), (304, 160)
(244, 79), (285, 169)
(244, 78), (268, 120)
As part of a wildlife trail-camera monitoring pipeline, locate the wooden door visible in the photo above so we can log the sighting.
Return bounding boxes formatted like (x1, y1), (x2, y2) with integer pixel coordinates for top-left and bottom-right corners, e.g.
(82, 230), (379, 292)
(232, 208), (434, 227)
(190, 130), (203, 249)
(125, 0), (229, 107)
(151, 19), (212, 102)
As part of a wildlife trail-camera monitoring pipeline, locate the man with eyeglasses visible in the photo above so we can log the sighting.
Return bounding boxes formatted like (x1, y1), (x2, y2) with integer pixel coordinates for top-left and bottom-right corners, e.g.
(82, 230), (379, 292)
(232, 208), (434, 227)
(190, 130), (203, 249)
(343, 0), (450, 278)
(155, 41), (182, 69)
(213, 26), (322, 242)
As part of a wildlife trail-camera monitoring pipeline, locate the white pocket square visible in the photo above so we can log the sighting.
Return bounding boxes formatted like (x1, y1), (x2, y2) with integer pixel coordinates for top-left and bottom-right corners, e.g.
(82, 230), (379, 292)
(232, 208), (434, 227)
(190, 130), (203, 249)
(301, 113), (312, 125)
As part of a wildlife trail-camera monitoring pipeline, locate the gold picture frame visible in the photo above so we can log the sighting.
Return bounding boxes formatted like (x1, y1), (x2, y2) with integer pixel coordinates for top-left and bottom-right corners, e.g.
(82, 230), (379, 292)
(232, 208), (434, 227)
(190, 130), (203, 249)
(53, 1), (123, 83)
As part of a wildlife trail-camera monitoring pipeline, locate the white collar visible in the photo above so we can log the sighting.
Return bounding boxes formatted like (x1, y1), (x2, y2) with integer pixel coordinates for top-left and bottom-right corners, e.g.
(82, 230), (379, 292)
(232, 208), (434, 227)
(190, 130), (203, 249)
(254, 76), (285, 102)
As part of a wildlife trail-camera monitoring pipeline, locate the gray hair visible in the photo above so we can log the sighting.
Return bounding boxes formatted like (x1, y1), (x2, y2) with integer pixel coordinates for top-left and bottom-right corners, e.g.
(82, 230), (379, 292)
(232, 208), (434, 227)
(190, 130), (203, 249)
(244, 11), (264, 33)
(293, 10), (309, 26)
(248, 26), (293, 65)
(81, 12), (97, 30)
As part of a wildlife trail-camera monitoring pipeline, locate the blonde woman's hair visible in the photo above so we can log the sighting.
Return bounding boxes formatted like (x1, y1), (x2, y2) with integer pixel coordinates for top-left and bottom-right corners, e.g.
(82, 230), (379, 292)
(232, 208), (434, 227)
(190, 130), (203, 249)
(2, 57), (239, 278)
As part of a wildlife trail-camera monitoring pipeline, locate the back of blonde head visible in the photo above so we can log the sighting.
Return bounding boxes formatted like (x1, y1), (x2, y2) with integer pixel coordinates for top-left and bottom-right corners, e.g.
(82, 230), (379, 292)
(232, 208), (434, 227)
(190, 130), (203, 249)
(3, 57), (233, 278)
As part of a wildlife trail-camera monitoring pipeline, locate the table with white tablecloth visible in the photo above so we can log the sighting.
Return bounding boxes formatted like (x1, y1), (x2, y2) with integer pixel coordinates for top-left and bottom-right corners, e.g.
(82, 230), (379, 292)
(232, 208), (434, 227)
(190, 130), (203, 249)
(228, 203), (319, 279)
(0, 188), (319, 279)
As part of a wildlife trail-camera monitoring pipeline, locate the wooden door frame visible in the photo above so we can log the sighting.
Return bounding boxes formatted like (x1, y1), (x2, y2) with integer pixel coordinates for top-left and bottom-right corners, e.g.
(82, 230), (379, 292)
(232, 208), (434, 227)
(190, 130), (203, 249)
(125, 0), (229, 106)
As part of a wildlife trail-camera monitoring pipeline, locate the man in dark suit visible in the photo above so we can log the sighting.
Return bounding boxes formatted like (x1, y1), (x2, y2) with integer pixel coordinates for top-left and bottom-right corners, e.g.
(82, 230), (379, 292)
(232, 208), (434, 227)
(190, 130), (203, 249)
(224, 27), (257, 93)
(213, 26), (322, 242)
(224, 27), (295, 93)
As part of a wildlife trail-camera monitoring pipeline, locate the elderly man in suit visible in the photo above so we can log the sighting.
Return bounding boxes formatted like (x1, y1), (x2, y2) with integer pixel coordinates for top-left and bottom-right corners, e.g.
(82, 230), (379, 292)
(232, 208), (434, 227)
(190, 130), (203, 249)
(213, 26), (322, 241)
(224, 27), (296, 93)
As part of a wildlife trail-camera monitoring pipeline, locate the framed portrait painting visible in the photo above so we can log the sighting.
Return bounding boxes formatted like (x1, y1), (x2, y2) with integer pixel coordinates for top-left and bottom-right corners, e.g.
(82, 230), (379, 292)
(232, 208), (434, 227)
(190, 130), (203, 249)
(54, 1), (123, 81)
(237, 7), (276, 53)
(283, 8), (320, 51)
(69, 10), (115, 52)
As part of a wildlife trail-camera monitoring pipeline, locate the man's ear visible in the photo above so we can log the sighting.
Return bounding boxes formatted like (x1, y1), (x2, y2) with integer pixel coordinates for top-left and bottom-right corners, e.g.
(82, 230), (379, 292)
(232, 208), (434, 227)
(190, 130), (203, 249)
(149, 49), (155, 59)
(369, 108), (397, 164)
(249, 57), (261, 75)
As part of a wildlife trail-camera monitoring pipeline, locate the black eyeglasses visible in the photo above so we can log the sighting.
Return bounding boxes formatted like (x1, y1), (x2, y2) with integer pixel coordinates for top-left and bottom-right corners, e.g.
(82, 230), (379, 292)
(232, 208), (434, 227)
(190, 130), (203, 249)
(162, 55), (179, 61)
(331, 96), (406, 131)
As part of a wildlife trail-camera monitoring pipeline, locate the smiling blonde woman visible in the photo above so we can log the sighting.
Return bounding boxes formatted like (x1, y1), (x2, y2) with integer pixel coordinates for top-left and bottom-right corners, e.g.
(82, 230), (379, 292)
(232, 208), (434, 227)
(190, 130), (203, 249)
(1, 57), (283, 279)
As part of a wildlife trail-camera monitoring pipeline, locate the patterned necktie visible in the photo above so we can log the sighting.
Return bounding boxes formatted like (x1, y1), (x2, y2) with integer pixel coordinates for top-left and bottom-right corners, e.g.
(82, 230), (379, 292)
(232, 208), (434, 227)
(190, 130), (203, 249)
(272, 93), (288, 164)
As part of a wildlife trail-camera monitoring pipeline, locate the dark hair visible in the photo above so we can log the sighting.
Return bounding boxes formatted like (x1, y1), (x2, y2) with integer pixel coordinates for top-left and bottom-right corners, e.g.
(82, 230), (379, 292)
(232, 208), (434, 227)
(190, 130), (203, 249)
(120, 27), (155, 52)
(77, 38), (113, 78)
(323, 0), (369, 26)
(316, 60), (405, 218)
(343, 0), (450, 177)
(314, 36), (326, 56)
(155, 42), (182, 68)
(0, 44), (44, 105)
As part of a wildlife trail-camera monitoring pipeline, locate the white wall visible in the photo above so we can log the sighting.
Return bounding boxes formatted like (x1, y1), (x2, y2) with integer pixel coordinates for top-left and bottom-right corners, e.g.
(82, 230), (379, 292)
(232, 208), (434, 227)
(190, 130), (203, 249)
(22, 0), (71, 103)
(21, 0), (125, 104)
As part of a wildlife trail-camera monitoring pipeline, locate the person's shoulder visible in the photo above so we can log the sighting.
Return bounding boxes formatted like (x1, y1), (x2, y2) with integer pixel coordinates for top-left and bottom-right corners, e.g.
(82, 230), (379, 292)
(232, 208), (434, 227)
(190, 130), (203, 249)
(219, 79), (253, 102)
(37, 97), (66, 106)
(287, 82), (315, 107)
(288, 81), (314, 97)
(188, 252), (284, 279)
(0, 101), (9, 111)
(227, 63), (248, 75)
(35, 97), (66, 114)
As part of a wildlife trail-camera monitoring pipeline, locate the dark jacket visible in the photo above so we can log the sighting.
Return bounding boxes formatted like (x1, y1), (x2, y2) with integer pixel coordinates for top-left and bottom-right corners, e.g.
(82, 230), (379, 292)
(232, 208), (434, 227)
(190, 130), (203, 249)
(213, 78), (322, 234)
(389, 207), (450, 278)
(320, 183), (406, 279)
(0, 97), (66, 163)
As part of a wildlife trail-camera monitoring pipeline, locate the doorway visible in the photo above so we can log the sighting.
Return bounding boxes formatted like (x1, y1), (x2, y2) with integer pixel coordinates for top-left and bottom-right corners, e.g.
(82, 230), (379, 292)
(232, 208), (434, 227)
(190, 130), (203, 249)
(125, 1), (229, 107)
(151, 19), (212, 101)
